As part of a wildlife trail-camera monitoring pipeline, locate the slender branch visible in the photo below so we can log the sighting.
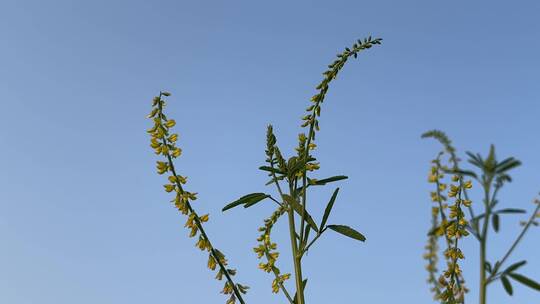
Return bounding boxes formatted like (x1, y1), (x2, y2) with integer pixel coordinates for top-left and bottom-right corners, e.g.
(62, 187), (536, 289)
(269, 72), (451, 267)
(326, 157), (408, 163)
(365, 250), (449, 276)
(268, 195), (283, 207)
(301, 228), (327, 255)
(487, 200), (540, 283)
(157, 96), (247, 304)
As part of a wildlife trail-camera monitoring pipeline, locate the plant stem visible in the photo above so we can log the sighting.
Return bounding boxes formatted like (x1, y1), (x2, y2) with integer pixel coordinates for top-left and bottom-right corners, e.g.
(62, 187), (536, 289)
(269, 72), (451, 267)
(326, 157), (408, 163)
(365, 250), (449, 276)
(158, 96), (247, 304)
(487, 201), (540, 283)
(286, 199), (305, 304)
(479, 181), (492, 304)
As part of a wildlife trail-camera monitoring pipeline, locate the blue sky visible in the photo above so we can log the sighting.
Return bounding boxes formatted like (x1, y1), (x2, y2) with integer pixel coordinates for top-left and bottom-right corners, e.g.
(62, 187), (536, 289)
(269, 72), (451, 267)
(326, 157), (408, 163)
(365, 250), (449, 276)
(1, 1), (539, 303)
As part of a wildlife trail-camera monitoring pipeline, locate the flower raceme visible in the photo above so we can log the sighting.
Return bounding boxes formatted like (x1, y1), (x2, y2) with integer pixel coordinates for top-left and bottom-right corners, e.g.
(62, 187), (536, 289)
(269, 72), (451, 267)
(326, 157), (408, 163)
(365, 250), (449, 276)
(148, 37), (382, 304)
(147, 92), (248, 304)
(423, 130), (540, 304)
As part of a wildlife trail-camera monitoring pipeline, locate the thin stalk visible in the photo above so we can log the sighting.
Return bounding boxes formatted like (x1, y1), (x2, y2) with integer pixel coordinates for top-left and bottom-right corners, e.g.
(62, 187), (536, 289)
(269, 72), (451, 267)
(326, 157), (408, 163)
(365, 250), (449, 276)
(479, 180), (492, 304)
(302, 227), (327, 254)
(268, 159), (304, 304)
(487, 201), (540, 283)
(287, 184), (305, 304)
(264, 250), (295, 304)
(287, 200), (305, 304)
(158, 97), (247, 304)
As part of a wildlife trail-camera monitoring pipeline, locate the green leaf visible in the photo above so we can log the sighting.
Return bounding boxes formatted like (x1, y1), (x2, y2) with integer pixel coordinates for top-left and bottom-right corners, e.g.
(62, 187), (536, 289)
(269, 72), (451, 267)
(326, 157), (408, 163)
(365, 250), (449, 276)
(466, 151), (484, 168)
(504, 260), (527, 274)
(327, 224), (366, 242)
(265, 175), (285, 186)
(501, 276), (513, 296)
(485, 261), (492, 273)
(493, 260), (502, 274)
(492, 213), (500, 232)
(310, 175), (348, 186)
(258, 166), (285, 175)
(222, 193), (269, 211)
(282, 194), (319, 233)
(320, 188), (340, 229)
(508, 273), (540, 291)
(496, 208), (526, 215)
(496, 157), (522, 174)
(287, 156), (304, 178)
(244, 194), (271, 208)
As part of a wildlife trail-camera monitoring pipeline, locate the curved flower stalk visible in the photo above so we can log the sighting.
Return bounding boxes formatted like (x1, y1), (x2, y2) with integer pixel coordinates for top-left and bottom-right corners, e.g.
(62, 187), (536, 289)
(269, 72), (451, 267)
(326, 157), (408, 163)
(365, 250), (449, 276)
(423, 131), (471, 304)
(424, 203), (442, 299)
(422, 130), (540, 304)
(147, 92), (248, 304)
(222, 37), (381, 304)
(253, 205), (294, 302)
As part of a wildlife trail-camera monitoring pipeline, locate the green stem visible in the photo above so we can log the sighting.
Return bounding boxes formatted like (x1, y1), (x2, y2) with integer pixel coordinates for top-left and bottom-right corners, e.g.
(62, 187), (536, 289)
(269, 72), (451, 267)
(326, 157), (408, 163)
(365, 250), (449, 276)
(286, 199), (305, 304)
(158, 95), (247, 304)
(479, 181), (492, 304)
(487, 201), (540, 284)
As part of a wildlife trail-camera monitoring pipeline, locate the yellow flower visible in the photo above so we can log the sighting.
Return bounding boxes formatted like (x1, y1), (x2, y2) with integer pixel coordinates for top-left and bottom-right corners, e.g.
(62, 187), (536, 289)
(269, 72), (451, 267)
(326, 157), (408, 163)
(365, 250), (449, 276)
(163, 184), (175, 192)
(207, 254), (217, 270)
(464, 180), (473, 189)
(172, 147), (182, 158)
(199, 214), (209, 222)
(272, 279), (280, 293)
(156, 161), (168, 174)
(165, 119), (176, 128)
(168, 133), (178, 142)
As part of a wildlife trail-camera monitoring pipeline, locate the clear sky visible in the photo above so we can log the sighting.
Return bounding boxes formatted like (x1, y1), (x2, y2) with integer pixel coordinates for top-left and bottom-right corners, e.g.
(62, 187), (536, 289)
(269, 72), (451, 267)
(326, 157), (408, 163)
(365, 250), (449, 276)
(1, 1), (539, 303)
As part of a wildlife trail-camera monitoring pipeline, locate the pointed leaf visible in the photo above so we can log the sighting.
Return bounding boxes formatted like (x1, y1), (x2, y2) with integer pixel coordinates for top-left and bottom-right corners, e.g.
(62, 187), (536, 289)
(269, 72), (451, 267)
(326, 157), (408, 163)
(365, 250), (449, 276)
(258, 166), (285, 175)
(311, 175), (348, 186)
(320, 188), (340, 229)
(485, 261), (492, 273)
(496, 208), (526, 215)
(508, 273), (540, 291)
(501, 276), (513, 296)
(282, 194), (319, 233)
(492, 213), (500, 232)
(466, 151), (484, 168)
(244, 194), (271, 208)
(222, 193), (269, 211)
(265, 175), (285, 186)
(327, 224), (366, 242)
(504, 261), (527, 274)
(496, 158), (522, 174)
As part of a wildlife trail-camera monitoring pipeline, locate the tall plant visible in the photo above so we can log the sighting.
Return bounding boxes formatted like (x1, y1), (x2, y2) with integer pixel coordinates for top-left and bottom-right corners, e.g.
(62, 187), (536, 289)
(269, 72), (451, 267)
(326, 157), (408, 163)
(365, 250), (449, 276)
(148, 37), (382, 304)
(422, 130), (540, 304)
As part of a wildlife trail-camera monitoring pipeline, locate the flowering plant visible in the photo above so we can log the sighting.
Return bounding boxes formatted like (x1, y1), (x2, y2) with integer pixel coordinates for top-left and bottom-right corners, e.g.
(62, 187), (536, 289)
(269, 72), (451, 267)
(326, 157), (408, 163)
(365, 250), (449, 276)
(147, 37), (381, 304)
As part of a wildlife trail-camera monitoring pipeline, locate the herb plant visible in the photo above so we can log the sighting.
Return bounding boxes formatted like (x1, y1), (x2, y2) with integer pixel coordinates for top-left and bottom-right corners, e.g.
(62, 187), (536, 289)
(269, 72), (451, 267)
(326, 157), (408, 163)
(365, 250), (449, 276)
(422, 130), (540, 304)
(147, 37), (382, 304)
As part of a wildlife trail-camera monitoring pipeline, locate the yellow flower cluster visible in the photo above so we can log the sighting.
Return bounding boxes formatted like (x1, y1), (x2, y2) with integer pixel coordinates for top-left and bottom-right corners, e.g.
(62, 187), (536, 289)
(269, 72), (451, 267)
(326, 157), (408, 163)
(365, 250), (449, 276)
(253, 205), (291, 294)
(426, 159), (471, 304)
(301, 36), (382, 142)
(424, 205), (442, 299)
(148, 92), (248, 304)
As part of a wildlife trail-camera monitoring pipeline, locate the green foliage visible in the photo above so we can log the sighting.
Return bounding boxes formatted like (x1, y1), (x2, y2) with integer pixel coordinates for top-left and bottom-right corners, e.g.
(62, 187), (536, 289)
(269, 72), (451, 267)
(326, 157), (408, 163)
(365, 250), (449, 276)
(148, 37), (381, 304)
(422, 130), (540, 304)
(222, 193), (271, 211)
(326, 225), (366, 242)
